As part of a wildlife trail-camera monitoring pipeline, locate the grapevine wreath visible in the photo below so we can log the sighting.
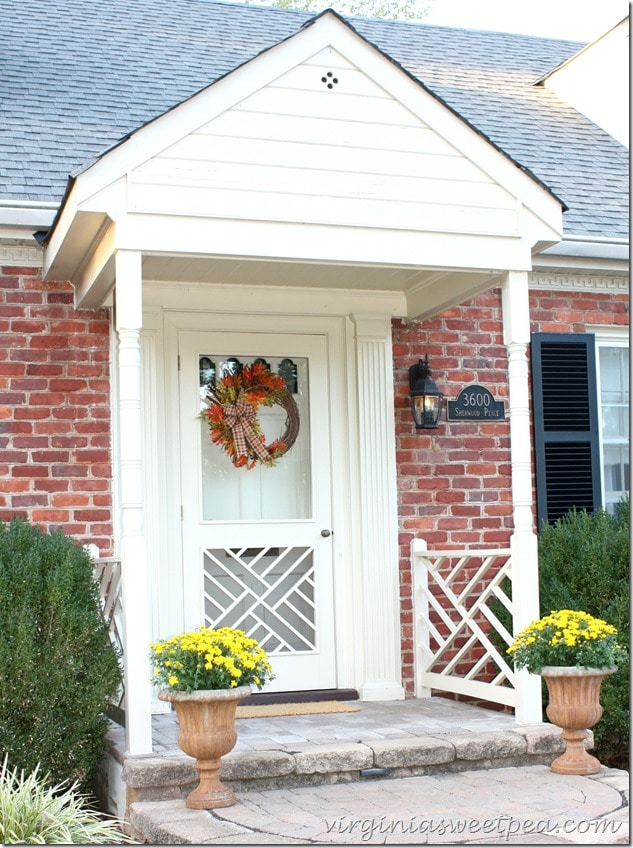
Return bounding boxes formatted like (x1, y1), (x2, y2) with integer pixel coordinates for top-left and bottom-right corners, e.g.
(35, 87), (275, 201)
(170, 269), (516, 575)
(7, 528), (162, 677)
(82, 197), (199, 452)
(200, 361), (300, 469)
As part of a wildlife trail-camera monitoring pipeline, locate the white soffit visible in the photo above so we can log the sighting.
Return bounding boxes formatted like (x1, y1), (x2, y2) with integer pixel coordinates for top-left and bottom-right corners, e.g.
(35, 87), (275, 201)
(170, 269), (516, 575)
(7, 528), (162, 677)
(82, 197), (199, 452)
(44, 10), (563, 308)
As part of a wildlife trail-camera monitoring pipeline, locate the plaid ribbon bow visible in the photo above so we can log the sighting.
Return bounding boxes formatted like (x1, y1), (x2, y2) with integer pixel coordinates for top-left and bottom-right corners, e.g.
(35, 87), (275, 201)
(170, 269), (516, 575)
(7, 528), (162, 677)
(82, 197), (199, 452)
(224, 397), (270, 463)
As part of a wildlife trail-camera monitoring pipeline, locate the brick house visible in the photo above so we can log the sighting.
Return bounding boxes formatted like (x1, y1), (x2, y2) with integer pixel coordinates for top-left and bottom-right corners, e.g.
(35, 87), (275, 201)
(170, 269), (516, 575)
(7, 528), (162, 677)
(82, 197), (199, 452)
(0, 1), (628, 756)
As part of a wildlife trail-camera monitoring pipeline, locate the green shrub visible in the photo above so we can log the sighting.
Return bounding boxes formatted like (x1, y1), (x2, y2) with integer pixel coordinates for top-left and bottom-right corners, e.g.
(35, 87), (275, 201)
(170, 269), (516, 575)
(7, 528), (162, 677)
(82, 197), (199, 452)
(0, 756), (132, 844)
(0, 519), (122, 792)
(537, 500), (629, 769)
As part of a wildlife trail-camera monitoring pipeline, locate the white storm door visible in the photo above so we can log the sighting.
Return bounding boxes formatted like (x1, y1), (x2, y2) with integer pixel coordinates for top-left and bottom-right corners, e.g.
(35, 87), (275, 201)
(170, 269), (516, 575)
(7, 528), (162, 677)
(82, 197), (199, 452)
(178, 330), (336, 692)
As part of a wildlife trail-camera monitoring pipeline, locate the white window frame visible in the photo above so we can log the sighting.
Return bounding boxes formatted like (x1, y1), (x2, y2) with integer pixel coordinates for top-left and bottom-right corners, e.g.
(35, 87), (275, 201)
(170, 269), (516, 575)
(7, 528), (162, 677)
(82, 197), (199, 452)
(594, 328), (629, 512)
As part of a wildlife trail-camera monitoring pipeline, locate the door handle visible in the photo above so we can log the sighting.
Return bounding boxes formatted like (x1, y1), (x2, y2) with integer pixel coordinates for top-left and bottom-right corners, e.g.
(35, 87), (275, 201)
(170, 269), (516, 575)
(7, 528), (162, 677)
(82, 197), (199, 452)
(320, 529), (332, 538)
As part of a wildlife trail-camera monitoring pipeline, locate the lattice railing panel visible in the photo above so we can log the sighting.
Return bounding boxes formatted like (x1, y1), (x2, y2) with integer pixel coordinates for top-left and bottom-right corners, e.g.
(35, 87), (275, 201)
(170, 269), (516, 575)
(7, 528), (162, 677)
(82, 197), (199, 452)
(93, 557), (125, 710)
(412, 542), (516, 707)
(203, 546), (316, 654)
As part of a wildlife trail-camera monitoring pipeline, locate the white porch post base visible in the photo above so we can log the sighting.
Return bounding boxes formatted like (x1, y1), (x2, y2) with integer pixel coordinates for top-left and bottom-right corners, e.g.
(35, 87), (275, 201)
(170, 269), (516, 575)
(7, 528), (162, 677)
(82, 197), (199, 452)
(360, 681), (407, 701)
(119, 531), (153, 752)
(502, 271), (542, 725)
(353, 315), (404, 702)
(514, 667), (542, 725)
(510, 531), (543, 725)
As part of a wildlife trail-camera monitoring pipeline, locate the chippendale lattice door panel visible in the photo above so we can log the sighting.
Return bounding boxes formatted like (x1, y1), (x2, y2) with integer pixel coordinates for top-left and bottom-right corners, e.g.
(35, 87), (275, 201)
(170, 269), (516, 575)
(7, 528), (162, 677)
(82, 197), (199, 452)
(178, 330), (336, 692)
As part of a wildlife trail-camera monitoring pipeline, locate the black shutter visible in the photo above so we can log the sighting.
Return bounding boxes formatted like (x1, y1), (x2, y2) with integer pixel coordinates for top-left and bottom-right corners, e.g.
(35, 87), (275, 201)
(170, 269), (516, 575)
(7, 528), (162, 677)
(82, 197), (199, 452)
(531, 333), (601, 528)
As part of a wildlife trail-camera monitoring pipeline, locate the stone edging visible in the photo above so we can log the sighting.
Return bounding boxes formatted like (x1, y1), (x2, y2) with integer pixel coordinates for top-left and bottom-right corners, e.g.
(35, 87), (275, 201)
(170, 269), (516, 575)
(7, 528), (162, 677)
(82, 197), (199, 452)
(121, 725), (569, 802)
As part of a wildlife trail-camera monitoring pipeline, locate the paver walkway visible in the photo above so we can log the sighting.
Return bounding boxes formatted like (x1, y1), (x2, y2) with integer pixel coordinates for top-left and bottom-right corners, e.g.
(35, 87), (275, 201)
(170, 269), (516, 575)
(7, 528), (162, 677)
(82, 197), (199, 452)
(129, 765), (629, 844)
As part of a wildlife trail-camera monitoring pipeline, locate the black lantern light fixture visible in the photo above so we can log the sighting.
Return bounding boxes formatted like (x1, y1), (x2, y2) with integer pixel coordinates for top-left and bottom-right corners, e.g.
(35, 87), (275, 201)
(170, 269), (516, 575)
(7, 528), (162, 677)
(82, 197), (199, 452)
(409, 354), (444, 429)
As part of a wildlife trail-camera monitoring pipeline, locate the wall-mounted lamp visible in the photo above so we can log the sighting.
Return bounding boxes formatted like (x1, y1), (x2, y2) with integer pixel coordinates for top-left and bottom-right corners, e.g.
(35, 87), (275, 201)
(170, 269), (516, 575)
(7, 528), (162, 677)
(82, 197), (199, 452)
(409, 355), (444, 429)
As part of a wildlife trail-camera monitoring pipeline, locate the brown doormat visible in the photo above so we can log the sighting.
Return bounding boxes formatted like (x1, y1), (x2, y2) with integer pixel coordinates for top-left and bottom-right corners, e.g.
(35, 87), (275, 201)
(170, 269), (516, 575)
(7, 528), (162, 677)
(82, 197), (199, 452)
(236, 700), (361, 719)
(240, 688), (358, 706)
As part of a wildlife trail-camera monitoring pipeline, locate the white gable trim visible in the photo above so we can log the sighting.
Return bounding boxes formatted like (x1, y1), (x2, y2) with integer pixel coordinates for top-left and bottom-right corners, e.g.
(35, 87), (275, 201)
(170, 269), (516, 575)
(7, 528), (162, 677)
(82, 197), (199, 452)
(44, 10), (563, 297)
(537, 17), (629, 148)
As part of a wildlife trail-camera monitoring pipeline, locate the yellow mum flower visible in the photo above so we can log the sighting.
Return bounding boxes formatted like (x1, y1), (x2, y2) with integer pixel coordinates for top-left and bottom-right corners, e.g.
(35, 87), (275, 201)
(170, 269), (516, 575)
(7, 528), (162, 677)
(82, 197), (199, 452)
(506, 609), (627, 674)
(149, 625), (275, 693)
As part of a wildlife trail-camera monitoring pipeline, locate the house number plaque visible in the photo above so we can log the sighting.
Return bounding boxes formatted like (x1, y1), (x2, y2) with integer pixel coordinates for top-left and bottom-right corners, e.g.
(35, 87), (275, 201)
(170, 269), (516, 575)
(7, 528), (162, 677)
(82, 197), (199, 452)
(446, 384), (506, 421)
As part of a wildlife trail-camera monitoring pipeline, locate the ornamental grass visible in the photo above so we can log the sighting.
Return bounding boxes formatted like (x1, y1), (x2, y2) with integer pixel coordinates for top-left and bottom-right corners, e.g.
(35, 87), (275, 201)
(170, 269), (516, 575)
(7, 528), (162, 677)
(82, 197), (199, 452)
(0, 756), (132, 845)
(507, 609), (628, 674)
(150, 626), (274, 692)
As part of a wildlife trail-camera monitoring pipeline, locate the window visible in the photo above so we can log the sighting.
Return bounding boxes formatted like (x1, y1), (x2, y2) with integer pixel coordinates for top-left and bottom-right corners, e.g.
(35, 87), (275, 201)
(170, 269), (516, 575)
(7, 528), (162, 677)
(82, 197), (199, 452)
(531, 332), (629, 526)
(596, 335), (630, 513)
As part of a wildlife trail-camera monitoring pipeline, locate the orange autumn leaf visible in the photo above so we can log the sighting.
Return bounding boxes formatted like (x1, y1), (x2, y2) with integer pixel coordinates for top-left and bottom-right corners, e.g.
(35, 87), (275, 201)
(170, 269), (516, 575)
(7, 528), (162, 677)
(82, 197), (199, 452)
(198, 361), (297, 469)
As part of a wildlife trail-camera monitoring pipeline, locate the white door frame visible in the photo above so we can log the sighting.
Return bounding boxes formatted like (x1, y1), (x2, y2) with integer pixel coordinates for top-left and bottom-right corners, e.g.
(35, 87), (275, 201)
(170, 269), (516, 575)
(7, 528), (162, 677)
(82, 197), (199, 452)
(141, 290), (404, 701)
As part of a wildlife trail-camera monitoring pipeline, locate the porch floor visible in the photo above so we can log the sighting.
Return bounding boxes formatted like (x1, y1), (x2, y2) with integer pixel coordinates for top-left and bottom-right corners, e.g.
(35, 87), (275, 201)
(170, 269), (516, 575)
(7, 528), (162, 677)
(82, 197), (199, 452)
(110, 695), (522, 757)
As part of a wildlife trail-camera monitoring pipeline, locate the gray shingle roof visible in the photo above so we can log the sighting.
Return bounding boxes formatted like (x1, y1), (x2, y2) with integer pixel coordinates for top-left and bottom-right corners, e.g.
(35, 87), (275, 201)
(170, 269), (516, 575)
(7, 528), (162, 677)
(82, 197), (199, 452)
(0, 0), (628, 239)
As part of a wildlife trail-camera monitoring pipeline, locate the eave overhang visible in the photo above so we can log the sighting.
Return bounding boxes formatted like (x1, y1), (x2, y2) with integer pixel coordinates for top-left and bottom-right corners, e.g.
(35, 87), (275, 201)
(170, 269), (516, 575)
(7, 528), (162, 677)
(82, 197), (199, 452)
(42, 9), (565, 320)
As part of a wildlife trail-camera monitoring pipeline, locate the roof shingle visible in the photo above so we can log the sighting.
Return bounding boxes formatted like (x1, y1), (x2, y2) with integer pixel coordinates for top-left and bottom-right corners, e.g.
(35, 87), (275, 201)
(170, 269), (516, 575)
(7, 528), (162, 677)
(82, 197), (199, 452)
(0, 0), (627, 238)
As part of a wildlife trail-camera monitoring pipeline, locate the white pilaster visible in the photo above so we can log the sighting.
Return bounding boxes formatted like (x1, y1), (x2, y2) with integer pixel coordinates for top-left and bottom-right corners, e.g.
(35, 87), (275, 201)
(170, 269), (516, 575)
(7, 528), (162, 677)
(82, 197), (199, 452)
(352, 315), (404, 701)
(115, 250), (153, 754)
(501, 271), (542, 724)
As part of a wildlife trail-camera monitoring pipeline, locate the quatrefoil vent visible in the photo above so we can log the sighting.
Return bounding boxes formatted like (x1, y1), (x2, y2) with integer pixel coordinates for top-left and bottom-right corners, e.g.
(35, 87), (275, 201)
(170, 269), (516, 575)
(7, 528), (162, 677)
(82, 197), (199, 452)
(320, 71), (339, 89)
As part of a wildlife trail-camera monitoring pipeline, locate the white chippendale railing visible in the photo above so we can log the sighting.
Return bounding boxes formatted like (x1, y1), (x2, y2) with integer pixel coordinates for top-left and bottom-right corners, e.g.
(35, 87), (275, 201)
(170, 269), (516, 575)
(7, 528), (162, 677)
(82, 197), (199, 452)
(93, 557), (125, 716)
(412, 539), (519, 711)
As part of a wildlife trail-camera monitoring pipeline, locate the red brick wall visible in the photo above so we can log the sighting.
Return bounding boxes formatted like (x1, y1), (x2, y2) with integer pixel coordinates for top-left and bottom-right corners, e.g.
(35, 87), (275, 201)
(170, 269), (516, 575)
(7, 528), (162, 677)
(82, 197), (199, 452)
(0, 266), (114, 554)
(393, 288), (512, 694)
(394, 283), (629, 695)
(529, 287), (629, 334)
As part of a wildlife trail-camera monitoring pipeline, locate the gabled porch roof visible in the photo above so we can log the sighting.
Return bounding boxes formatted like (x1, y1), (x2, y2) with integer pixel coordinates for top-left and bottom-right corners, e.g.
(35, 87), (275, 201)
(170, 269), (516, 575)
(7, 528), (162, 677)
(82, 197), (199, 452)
(42, 10), (563, 321)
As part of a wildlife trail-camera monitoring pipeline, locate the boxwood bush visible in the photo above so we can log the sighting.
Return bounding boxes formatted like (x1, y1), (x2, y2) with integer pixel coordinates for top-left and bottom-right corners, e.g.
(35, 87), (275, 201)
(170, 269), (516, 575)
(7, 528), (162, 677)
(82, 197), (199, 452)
(0, 519), (122, 792)
(537, 500), (629, 769)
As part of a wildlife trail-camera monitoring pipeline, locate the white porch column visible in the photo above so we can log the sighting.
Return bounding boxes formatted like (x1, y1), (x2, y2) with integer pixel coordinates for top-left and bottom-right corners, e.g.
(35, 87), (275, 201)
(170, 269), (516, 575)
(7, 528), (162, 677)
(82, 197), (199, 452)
(352, 315), (404, 701)
(501, 271), (542, 724)
(115, 250), (153, 754)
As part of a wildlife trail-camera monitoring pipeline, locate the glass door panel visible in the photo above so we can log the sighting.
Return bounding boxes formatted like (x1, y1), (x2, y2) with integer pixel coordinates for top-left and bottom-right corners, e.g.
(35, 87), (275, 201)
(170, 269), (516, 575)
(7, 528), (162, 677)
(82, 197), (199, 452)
(199, 355), (312, 521)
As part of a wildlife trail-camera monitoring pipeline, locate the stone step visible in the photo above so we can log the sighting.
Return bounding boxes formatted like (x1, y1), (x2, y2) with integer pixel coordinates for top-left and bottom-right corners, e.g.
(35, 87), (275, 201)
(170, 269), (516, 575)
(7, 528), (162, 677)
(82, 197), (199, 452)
(120, 724), (571, 808)
(126, 765), (629, 846)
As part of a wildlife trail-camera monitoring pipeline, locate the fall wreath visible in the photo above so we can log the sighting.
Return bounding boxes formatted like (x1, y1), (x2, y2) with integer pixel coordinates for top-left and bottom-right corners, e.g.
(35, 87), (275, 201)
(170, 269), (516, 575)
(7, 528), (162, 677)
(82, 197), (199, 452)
(200, 362), (300, 469)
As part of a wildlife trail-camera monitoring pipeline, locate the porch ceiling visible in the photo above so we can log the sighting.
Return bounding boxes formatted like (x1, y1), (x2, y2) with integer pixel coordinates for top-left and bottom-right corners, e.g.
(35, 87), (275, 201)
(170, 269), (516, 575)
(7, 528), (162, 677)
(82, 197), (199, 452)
(141, 253), (498, 321)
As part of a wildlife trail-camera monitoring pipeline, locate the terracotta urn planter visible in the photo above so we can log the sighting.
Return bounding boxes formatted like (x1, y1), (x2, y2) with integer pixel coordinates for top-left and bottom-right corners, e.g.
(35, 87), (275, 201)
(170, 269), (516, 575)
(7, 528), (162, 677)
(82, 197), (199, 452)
(158, 685), (251, 809)
(541, 666), (616, 775)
